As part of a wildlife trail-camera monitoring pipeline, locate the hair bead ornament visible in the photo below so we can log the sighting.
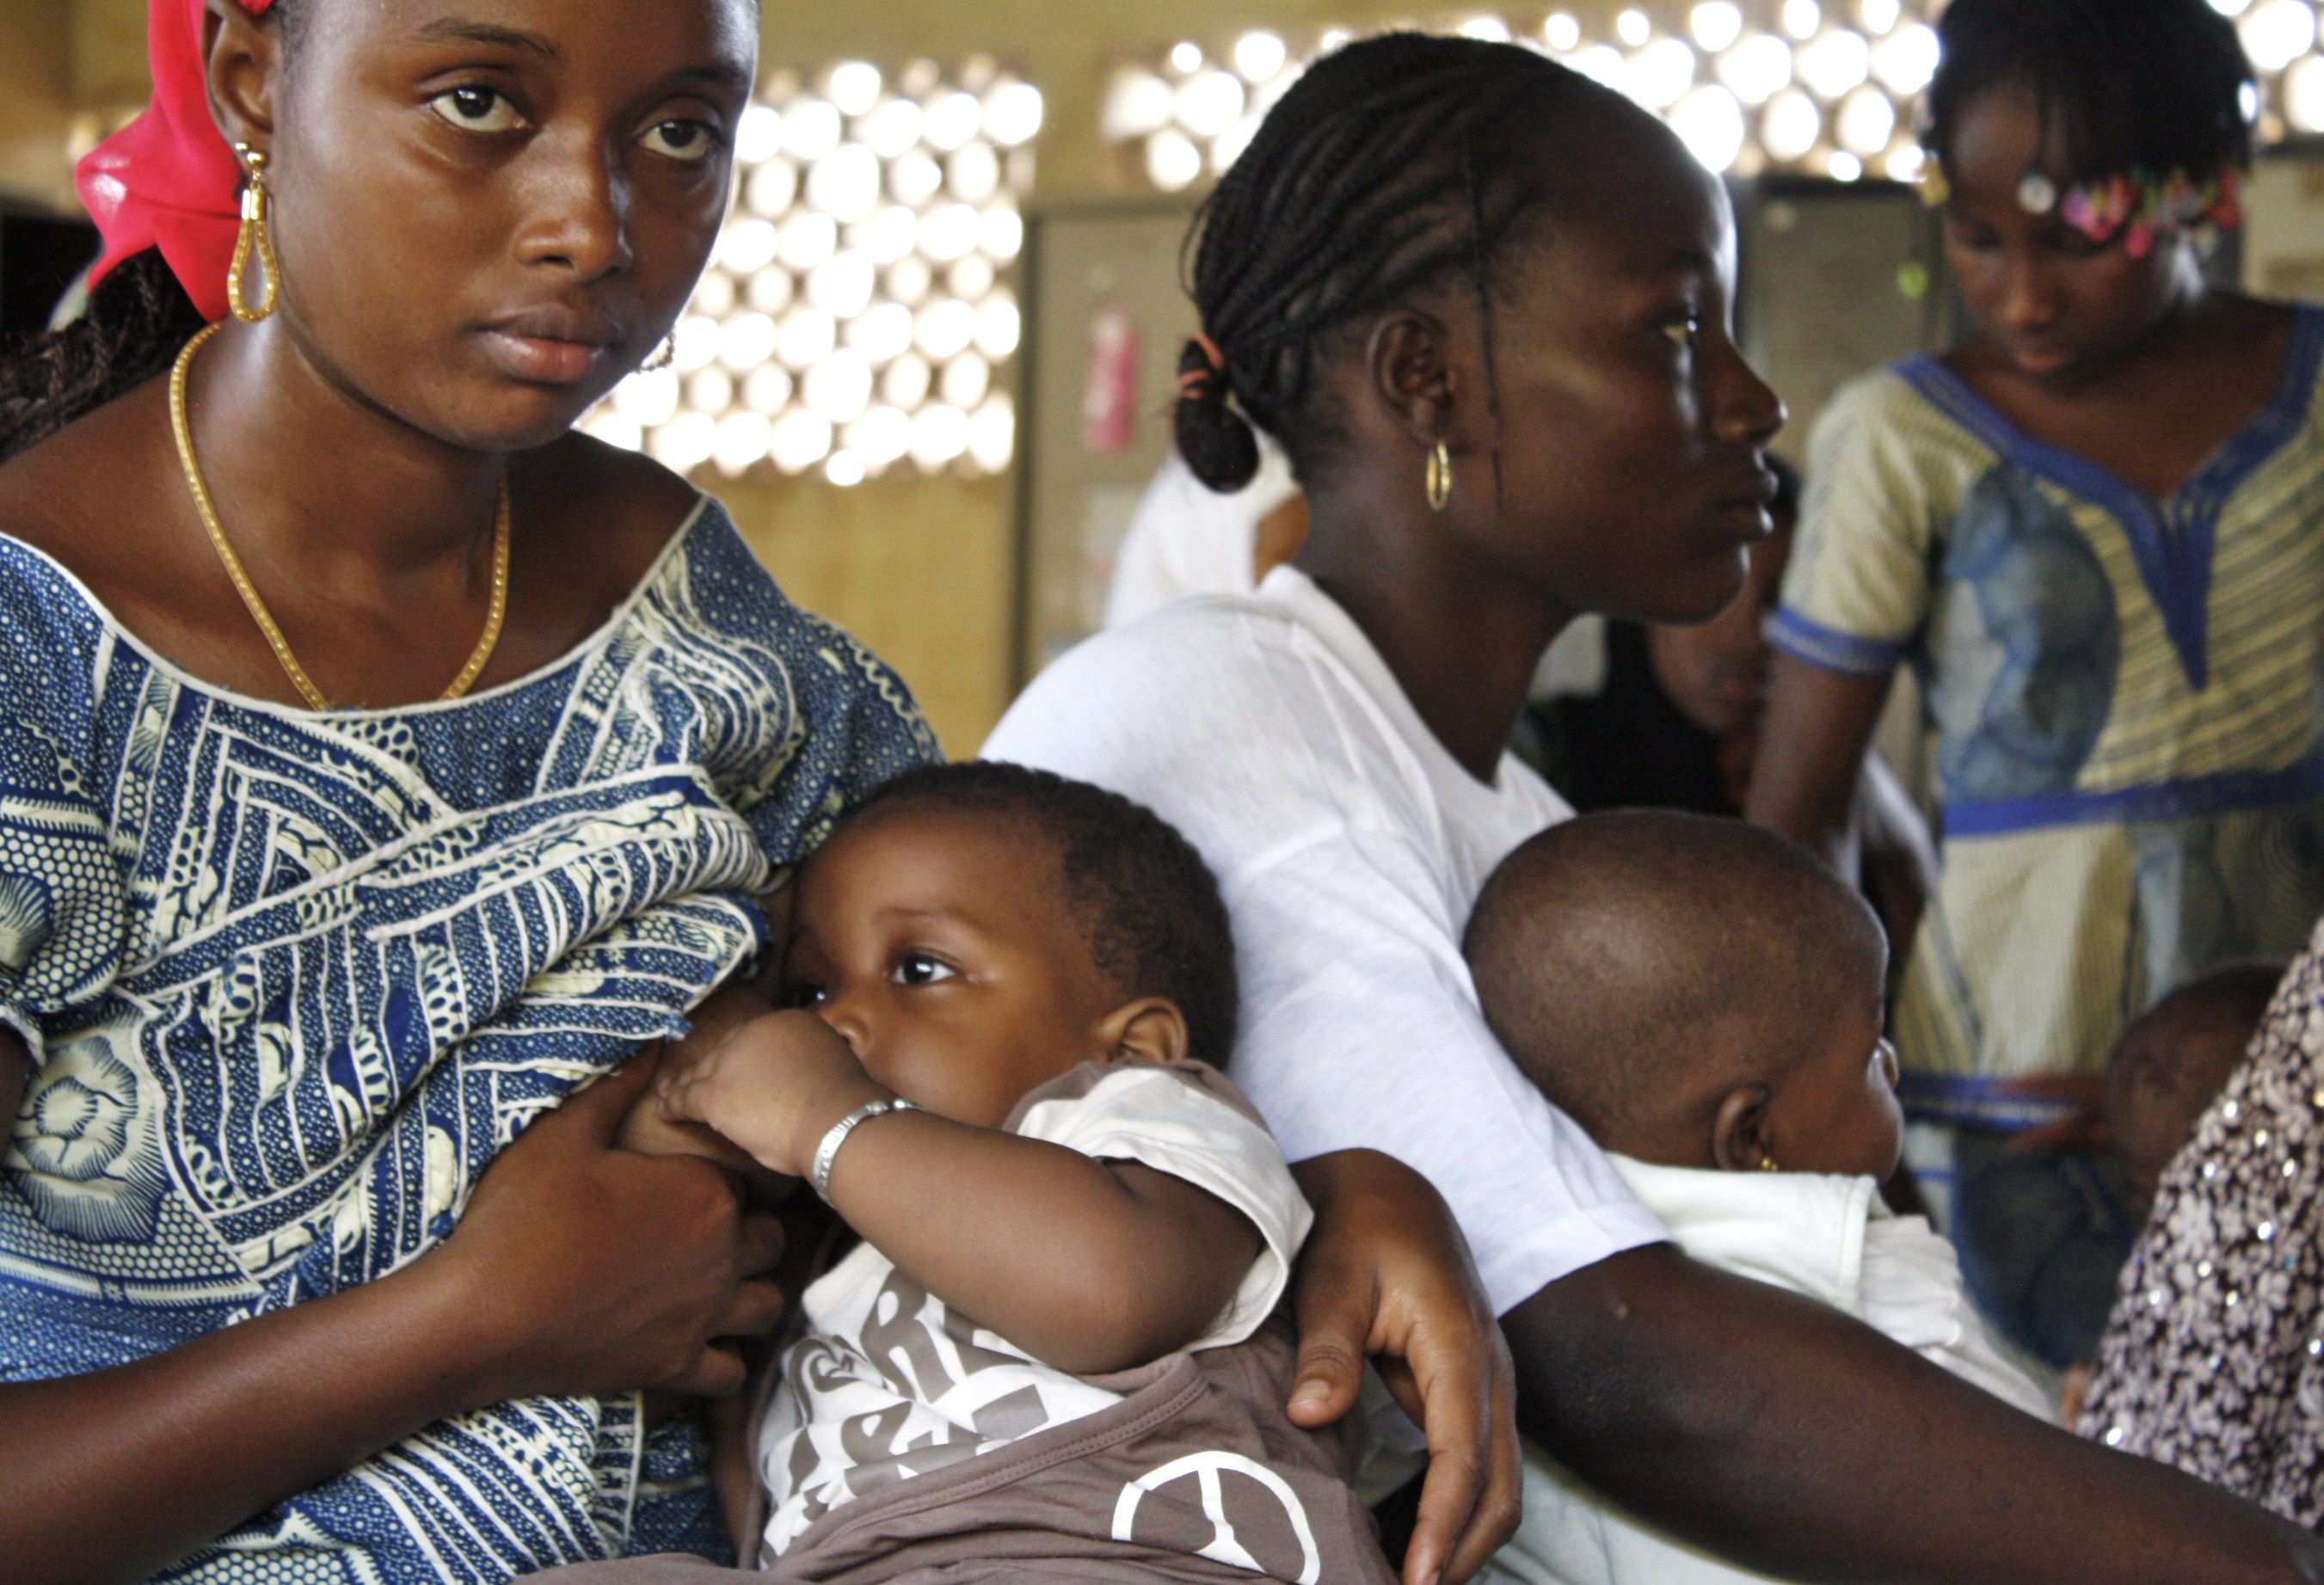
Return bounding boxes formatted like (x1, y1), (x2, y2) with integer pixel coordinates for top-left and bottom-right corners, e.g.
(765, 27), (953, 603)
(2015, 169), (2058, 217)
(2058, 168), (2243, 257)
(1915, 152), (2245, 258)
(1915, 160), (1951, 210)
(1919, 0), (2257, 265)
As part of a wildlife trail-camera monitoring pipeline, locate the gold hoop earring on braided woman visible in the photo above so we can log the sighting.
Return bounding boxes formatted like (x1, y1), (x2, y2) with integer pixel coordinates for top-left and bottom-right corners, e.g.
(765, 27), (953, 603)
(1426, 441), (1454, 513)
(228, 143), (282, 323)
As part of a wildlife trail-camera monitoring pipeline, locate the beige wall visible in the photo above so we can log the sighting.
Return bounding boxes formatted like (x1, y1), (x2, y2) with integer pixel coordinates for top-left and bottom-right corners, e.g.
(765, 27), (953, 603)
(720, 476), (1017, 757)
(0, 0), (78, 208)
(756, 0), (1632, 199)
(74, 0), (150, 108)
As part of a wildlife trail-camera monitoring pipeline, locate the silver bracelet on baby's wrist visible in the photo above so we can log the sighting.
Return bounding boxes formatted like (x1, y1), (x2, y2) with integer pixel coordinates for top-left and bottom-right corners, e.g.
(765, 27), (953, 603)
(808, 1097), (916, 1203)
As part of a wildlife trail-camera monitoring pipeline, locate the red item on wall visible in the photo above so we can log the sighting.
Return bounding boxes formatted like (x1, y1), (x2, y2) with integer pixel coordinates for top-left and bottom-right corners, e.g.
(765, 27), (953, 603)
(1083, 304), (1141, 453)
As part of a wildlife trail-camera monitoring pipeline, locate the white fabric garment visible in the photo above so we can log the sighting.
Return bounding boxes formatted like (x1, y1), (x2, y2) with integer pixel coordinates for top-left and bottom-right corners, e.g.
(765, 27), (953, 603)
(1480, 1156), (2056, 1585)
(985, 565), (1663, 1312)
(1103, 442), (1301, 630)
(757, 1062), (1311, 1559)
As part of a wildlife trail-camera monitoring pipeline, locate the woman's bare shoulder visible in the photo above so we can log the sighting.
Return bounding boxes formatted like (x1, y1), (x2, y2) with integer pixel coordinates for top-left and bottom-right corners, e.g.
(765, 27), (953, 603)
(0, 377), (195, 600)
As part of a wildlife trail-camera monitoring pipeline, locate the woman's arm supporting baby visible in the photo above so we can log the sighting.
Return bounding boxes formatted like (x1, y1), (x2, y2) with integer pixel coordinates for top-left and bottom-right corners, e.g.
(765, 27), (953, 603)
(0, 1036), (786, 1585)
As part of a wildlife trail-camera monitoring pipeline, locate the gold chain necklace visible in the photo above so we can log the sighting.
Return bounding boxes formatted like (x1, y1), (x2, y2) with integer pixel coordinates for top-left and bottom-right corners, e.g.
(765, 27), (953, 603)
(169, 322), (512, 712)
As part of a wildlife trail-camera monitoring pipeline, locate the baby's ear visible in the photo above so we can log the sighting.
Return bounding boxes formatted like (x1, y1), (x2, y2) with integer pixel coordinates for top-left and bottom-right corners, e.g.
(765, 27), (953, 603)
(1097, 998), (1190, 1067)
(1711, 1084), (1775, 1173)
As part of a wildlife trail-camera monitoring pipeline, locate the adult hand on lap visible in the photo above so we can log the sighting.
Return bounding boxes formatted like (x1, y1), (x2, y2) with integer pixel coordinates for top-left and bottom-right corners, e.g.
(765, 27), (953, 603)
(1288, 1150), (1521, 1585)
(448, 1055), (789, 1402)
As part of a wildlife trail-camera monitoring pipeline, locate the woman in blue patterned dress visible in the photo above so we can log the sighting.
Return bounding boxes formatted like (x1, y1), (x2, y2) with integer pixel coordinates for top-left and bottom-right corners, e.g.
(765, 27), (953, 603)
(0, 3), (1519, 1582)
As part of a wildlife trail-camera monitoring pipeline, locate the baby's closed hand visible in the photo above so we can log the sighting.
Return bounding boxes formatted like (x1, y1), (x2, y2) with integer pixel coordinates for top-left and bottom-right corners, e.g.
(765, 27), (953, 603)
(655, 1009), (887, 1179)
(616, 982), (794, 1192)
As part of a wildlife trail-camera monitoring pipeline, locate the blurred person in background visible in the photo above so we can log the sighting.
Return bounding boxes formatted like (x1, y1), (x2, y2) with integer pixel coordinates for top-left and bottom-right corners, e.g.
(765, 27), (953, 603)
(1104, 430), (1308, 627)
(2057, 960), (2280, 1426)
(1748, 0), (2324, 1374)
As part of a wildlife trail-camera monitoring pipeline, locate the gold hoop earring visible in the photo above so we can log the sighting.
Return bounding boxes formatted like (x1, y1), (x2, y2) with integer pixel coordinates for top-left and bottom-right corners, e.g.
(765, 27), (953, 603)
(1757, 1152), (1782, 1173)
(228, 143), (283, 323)
(1425, 440), (1453, 513)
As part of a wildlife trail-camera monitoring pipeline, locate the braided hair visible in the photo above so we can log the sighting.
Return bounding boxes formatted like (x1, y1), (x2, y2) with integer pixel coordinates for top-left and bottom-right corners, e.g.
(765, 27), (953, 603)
(0, 0), (310, 464)
(1926, 0), (2254, 186)
(0, 250), (207, 464)
(1174, 33), (1631, 495)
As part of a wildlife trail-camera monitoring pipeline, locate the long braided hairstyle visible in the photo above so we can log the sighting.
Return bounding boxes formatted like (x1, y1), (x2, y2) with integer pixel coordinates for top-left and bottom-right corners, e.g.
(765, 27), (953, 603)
(0, 0), (310, 464)
(0, 252), (208, 464)
(1925, 0), (2253, 185)
(1173, 33), (1627, 495)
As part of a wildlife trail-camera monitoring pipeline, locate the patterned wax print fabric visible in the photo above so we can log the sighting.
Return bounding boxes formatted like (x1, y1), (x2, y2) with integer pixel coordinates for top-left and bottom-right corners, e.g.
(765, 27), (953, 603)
(1773, 308), (2324, 1118)
(2078, 923), (2318, 1520)
(0, 497), (937, 1584)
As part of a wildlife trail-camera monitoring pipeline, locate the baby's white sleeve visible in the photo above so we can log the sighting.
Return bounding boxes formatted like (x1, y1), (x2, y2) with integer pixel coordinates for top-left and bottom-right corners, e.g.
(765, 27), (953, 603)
(1015, 1063), (1312, 1352)
(1860, 1213), (2059, 1423)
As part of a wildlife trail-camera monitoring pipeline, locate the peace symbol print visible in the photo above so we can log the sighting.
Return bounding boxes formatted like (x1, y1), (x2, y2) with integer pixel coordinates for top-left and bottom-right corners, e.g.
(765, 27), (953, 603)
(1110, 1450), (1322, 1583)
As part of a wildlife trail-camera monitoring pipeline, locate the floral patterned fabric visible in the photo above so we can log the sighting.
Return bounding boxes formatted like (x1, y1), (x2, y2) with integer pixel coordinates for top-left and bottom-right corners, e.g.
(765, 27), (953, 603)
(0, 499), (938, 1582)
(2079, 915), (2324, 1520)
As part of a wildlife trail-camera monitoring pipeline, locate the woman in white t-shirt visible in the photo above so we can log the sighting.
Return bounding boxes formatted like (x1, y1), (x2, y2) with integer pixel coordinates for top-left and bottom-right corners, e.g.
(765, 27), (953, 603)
(988, 33), (2324, 1584)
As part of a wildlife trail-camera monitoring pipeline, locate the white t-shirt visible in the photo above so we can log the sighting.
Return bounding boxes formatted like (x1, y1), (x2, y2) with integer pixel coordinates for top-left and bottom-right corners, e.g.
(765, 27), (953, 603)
(1482, 1157), (2053, 1585)
(757, 1060), (1312, 1560)
(985, 566), (1663, 1312)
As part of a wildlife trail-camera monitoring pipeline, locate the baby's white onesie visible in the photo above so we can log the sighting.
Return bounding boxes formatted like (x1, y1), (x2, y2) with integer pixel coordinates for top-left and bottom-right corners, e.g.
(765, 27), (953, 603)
(1483, 1155), (2053, 1585)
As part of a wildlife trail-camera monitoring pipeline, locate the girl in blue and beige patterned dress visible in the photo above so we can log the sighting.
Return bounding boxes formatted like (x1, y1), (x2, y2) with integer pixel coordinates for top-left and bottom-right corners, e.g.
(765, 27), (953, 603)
(1749, 0), (2324, 1374)
(0, 3), (1518, 1582)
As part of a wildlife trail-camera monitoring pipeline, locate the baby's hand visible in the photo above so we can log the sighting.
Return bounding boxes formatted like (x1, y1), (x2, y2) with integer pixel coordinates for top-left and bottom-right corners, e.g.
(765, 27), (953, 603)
(614, 1070), (796, 1204)
(655, 1009), (888, 1180)
(614, 982), (790, 1181)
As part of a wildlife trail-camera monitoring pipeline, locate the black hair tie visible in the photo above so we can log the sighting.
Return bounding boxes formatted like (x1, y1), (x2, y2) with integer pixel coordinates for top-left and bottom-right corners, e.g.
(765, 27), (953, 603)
(1173, 333), (1261, 493)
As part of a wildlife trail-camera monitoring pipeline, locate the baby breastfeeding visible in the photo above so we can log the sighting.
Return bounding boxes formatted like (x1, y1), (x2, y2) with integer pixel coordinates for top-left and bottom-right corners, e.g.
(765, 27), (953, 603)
(1460, 810), (2052, 1585)
(549, 761), (1398, 1584)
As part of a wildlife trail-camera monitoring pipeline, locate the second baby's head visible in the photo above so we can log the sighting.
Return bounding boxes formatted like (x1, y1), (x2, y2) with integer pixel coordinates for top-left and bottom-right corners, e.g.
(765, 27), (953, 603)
(783, 762), (1238, 1129)
(1466, 810), (1901, 1179)
(2106, 961), (2283, 1222)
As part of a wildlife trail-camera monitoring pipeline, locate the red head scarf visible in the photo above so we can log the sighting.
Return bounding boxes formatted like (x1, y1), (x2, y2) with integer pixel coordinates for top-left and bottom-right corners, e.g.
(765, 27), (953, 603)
(76, 0), (277, 324)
